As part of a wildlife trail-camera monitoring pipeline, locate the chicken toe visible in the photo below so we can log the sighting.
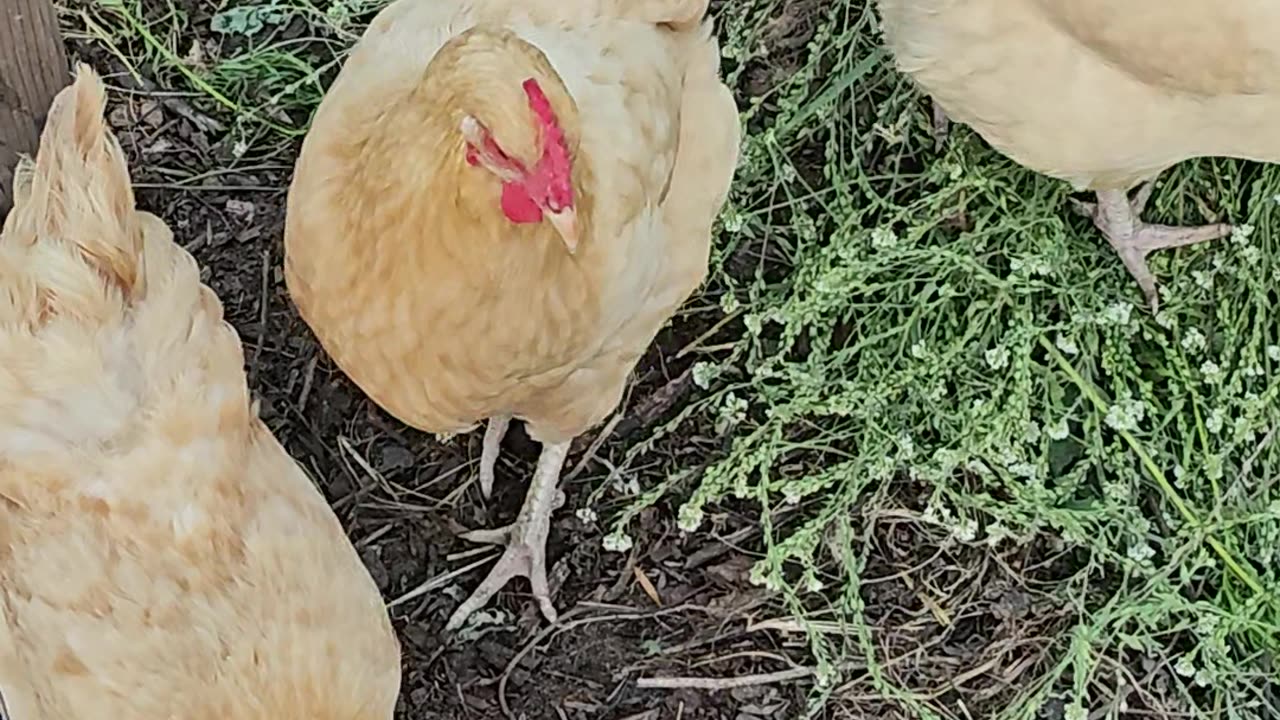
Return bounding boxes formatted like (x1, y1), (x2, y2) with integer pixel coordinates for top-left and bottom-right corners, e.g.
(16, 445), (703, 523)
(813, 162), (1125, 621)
(1075, 187), (1232, 312)
(446, 440), (570, 630)
(478, 414), (512, 499)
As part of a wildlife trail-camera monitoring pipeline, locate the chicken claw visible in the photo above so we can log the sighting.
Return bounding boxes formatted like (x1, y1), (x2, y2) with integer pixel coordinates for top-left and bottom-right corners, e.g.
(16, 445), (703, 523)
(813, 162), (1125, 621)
(478, 414), (512, 498)
(1072, 185), (1232, 313)
(446, 441), (570, 630)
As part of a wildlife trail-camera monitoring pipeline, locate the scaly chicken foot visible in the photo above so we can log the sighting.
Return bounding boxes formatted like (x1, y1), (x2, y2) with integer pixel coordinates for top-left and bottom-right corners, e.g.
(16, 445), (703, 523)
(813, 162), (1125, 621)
(478, 414), (512, 499)
(931, 99), (951, 150)
(1072, 185), (1232, 313)
(445, 440), (570, 631)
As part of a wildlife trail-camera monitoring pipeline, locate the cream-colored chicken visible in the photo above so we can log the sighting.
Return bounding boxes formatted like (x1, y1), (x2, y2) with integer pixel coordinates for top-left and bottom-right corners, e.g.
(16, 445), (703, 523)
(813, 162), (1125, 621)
(876, 0), (1280, 310)
(0, 67), (401, 719)
(284, 0), (739, 629)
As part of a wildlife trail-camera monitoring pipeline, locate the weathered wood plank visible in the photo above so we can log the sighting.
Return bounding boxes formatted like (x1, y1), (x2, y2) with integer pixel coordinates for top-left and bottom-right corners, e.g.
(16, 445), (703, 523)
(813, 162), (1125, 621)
(0, 0), (69, 216)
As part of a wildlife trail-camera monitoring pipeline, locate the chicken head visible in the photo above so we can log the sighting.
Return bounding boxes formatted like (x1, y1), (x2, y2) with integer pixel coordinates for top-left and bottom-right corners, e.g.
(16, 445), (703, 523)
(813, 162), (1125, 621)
(462, 78), (579, 251)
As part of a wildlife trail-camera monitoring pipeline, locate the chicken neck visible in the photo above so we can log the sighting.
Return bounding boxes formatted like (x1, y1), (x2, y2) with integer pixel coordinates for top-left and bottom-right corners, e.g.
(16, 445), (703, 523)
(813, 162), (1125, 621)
(1074, 184), (1232, 313)
(446, 437), (569, 631)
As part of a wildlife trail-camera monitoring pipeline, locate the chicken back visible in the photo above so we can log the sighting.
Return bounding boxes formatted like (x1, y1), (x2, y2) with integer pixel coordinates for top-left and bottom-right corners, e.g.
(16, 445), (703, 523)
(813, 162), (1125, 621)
(0, 66), (401, 720)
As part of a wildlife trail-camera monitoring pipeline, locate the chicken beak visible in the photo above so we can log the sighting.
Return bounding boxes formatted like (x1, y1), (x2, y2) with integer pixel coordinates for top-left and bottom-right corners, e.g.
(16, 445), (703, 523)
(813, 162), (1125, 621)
(546, 207), (579, 253)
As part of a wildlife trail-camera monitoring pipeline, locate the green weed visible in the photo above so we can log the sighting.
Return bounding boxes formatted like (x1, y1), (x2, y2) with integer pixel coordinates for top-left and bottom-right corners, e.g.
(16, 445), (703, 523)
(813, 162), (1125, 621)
(652, 0), (1280, 716)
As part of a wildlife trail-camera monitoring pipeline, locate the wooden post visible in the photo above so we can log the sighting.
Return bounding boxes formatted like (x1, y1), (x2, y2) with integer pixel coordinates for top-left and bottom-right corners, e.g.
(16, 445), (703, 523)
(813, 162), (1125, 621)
(0, 0), (69, 217)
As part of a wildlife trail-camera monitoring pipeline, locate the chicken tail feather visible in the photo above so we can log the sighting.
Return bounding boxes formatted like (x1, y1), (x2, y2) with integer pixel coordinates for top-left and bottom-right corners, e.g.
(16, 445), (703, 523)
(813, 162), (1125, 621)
(2, 63), (145, 325)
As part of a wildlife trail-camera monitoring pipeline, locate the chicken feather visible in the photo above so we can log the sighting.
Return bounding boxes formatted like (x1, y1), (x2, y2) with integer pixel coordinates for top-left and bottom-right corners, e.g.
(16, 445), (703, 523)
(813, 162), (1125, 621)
(0, 66), (400, 720)
(285, 0), (739, 627)
(1034, 1), (1280, 97)
(877, 0), (1280, 309)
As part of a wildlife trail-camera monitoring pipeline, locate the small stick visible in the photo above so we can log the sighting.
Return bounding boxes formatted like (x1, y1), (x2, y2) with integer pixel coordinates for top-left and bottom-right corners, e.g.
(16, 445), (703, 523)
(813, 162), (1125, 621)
(610, 366), (695, 441)
(247, 248), (271, 386)
(296, 354), (318, 413)
(564, 408), (624, 483)
(636, 666), (815, 691)
(632, 566), (663, 607)
(106, 73), (226, 133)
(386, 552), (500, 608)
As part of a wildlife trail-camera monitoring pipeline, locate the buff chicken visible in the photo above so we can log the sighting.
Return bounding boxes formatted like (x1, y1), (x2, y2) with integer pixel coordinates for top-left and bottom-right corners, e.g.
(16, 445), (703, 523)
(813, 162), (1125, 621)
(876, 0), (1280, 310)
(0, 67), (401, 718)
(284, 0), (740, 629)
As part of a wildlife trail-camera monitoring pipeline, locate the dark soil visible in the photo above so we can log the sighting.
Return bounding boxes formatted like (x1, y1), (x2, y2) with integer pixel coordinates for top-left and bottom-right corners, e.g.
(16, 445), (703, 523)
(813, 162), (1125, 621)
(46, 0), (1084, 717)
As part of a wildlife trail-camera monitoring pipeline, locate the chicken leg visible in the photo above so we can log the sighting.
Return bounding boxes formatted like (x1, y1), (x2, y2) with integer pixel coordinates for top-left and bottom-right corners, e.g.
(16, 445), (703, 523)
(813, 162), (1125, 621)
(1074, 185), (1232, 313)
(477, 414), (511, 498)
(445, 440), (569, 630)
(931, 98), (951, 150)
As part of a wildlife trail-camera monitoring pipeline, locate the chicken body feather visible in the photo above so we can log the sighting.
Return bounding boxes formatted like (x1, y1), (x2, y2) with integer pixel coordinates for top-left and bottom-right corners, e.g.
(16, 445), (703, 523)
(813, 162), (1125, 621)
(0, 67), (400, 720)
(284, 0), (739, 626)
(878, 0), (1280, 189)
(876, 0), (1280, 307)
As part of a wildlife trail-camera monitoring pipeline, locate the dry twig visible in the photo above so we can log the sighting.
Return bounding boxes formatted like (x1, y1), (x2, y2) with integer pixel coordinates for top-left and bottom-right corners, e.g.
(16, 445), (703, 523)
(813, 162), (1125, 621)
(636, 666), (815, 691)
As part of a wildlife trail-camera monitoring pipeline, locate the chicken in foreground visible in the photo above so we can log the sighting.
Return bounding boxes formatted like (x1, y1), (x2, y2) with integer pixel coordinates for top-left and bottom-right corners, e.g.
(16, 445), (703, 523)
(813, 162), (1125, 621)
(284, 0), (740, 629)
(874, 0), (1280, 311)
(0, 67), (401, 719)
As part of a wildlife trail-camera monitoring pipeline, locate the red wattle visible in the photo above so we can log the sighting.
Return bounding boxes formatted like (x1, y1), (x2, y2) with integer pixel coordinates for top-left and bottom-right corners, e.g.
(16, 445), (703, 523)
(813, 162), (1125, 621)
(501, 183), (543, 224)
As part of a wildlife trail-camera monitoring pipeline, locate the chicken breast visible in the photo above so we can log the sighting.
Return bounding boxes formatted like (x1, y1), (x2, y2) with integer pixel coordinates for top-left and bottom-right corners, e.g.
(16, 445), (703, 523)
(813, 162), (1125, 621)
(0, 66), (401, 719)
(876, 0), (1280, 309)
(284, 0), (739, 628)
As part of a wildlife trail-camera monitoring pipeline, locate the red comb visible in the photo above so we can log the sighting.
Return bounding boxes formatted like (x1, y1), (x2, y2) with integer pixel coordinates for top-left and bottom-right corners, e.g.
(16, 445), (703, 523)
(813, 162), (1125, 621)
(522, 78), (555, 126)
(522, 78), (572, 203)
(523, 79), (566, 157)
